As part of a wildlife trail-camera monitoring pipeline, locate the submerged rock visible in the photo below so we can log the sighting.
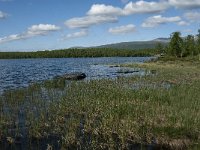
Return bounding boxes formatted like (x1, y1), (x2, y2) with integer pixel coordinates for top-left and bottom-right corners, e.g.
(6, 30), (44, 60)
(54, 72), (86, 80)
(62, 72), (86, 80)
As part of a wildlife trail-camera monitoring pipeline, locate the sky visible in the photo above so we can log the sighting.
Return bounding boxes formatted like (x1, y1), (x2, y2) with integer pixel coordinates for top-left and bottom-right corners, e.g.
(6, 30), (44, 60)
(0, 0), (200, 51)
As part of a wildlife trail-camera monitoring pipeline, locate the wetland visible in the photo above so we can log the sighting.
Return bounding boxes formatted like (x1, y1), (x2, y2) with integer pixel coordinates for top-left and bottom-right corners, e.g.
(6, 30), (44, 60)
(0, 57), (199, 149)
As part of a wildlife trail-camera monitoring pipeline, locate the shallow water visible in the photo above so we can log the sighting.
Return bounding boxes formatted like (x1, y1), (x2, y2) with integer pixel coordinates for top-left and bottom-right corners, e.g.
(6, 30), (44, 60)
(0, 57), (152, 94)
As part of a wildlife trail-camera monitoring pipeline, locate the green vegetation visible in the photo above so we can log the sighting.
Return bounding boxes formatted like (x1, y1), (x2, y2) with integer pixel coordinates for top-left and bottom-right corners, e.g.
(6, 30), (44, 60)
(0, 48), (156, 59)
(0, 59), (199, 149)
(169, 32), (184, 57)
(165, 29), (200, 58)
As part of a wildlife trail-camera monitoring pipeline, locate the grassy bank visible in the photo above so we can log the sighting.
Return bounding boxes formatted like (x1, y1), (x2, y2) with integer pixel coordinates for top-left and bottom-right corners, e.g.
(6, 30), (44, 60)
(0, 59), (199, 149)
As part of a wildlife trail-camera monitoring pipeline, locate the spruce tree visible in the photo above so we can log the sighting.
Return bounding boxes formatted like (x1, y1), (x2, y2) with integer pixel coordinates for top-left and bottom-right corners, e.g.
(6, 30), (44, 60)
(169, 32), (183, 57)
(184, 35), (195, 57)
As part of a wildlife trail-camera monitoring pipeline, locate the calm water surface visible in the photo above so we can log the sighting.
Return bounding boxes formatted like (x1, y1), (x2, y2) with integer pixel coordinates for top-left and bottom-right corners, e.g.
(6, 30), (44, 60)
(0, 57), (152, 94)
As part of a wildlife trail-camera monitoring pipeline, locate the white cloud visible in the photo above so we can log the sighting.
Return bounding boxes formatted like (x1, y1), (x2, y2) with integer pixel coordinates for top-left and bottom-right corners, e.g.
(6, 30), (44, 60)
(66, 0), (200, 30)
(65, 15), (118, 29)
(0, 34), (25, 42)
(123, 0), (170, 15)
(0, 24), (60, 44)
(64, 30), (88, 40)
(169, 0), (200, 9)
(65, 0), (171, 29)
(27, 24), (60, 36)
(109, 24), (136, 34)
(87, 4), (123, 16)
(142, 15), (181, 28)
(177, 21), (190, 26)
(86, 1), (200, 17)
(184, 11), (200, 22)
(0, 34), (29, 44)
(0, 11), (7, 19)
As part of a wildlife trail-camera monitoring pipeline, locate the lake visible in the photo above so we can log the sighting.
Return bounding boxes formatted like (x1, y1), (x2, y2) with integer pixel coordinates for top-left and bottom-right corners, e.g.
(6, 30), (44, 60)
(0, 57), (152, 94)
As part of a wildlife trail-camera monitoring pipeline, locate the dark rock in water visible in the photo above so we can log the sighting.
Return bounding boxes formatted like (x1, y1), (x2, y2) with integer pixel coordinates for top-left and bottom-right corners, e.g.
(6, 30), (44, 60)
(109, 65), (120, 68)
(117, 69), (139, 74)
(62, 72), (86, 80)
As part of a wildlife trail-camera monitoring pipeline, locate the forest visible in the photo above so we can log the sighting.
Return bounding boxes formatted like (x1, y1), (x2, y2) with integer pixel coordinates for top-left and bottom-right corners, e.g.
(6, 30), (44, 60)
(0, 48), (156, 59)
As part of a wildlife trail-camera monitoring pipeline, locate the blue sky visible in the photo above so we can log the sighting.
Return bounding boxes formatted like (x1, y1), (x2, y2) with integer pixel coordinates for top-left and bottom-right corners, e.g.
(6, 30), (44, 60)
(0, 0), (200, 51)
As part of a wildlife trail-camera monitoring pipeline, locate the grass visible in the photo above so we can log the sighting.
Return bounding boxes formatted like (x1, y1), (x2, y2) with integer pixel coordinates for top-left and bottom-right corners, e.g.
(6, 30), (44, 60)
(0, 58), (200, 149)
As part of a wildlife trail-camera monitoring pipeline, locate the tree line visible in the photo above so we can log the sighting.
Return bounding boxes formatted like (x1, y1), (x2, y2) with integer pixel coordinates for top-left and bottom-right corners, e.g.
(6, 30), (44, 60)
(0, 48), (156, 59)
(164, 29), (200, 58)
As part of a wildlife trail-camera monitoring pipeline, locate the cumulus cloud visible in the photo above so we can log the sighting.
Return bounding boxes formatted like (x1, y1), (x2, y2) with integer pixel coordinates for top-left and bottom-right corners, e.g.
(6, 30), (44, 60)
(27, 24), (60, 36)
(142, 15), (181, 28)
(0, 11), (8, 19)
(87, 4), (123, 16)
(184, 11), (200, 22)
(65, 0), (172, 29)
(169, 0), (200, 9)
(63, 30), (88, 40)
(0, 24), (60, 44)
(87, 1), (172, 16)
(177, 21), (190, 26)
(86, 1), (200, 17)
(123, 0), (170, 15)
(64, 1), (200, 30)
(109, 24), (136, 34)
(66, 0), (200, 30)
(65, 15), (118, 29)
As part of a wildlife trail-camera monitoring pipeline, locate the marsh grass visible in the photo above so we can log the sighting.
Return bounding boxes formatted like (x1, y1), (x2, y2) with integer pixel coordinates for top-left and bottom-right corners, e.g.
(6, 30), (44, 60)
(0, 60), (199, 149)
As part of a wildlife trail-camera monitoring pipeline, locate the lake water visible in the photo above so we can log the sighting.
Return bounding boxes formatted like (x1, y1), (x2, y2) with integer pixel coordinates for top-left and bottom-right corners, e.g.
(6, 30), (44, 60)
(0, 57), (152, 94)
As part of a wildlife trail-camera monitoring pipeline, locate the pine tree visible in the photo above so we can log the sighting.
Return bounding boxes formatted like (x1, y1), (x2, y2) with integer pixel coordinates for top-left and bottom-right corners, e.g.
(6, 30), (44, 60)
(169, 32), (183, 57)
(184, 35), (195, 57)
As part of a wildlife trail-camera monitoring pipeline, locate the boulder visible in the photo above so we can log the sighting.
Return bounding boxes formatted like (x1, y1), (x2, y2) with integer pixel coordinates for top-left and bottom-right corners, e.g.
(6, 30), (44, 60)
(62, 72), (86, 80)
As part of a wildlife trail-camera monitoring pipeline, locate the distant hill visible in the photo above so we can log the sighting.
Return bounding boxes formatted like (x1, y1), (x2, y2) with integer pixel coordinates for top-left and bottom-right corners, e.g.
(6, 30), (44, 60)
(69, 46), (86, 49)
(94, 38), (170, 50)
(152, 38), (170, 43)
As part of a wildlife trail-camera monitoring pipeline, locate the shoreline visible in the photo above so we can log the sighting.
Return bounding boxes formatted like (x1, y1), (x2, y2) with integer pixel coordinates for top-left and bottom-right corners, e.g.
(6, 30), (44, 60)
(0, 58), (199, 149)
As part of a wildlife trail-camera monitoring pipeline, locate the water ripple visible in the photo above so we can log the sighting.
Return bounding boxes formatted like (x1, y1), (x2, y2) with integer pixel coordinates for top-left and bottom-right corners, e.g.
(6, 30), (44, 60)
(0, 57), (152, 94)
